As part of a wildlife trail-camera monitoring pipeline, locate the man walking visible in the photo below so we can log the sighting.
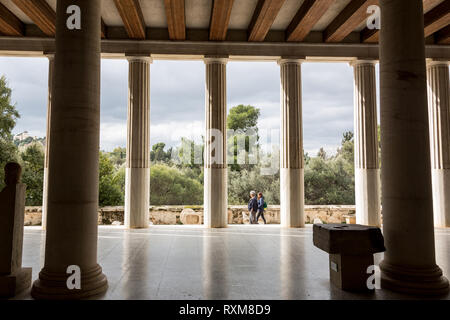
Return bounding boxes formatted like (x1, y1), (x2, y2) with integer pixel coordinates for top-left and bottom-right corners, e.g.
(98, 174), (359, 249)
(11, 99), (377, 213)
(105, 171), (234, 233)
(248, 191), (258, 224)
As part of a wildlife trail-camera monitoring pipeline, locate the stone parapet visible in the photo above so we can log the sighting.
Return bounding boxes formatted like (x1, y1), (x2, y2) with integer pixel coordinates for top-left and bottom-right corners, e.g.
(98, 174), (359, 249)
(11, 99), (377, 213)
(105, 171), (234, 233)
(24, 205), (357, 226)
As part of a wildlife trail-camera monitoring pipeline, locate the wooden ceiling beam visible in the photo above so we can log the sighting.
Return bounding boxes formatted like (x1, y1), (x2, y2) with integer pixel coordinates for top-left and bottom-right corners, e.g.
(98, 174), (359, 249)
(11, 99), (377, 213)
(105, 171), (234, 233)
(436, 24), (450, 44)
(248, 0), (286, 41)
(164, 0), (186, 40)
(101, 19), (107, 39)
(424, 0), (450, 37)
(209, 0), (234, 41)
(324, 0), (378, 43)
(11, 0), (55, 36)
(0, 3), (24, 36)
(114, 0), (146, 39)
(286, 0), (335, 42)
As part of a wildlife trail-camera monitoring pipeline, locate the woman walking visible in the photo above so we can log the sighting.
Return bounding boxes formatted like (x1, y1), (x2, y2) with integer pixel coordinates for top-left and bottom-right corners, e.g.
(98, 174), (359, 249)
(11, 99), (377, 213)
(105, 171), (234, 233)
(256, 192), (267, 224)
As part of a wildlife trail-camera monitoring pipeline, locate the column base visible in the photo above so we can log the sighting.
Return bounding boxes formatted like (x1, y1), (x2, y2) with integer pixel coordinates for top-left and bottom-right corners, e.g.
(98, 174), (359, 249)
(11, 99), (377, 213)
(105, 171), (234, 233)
(280, 168), (304, 228)
(380, 260), (449, 296)
(31, 264), (108, 300)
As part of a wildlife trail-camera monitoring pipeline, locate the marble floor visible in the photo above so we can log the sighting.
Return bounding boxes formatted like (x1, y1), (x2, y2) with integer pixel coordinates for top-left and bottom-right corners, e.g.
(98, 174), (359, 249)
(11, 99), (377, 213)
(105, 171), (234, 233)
(15, 225), (450, 300)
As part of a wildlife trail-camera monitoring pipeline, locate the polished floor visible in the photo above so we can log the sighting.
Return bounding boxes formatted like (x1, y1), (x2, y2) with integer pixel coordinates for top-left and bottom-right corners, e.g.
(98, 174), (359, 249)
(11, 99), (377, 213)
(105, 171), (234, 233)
(16, 225), (450, 300)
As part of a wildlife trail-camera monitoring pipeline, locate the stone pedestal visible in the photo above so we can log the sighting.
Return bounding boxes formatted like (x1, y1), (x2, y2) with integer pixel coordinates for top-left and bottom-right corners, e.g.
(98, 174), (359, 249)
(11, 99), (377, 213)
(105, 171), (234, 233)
(31, 0), (107, 299)
(313, 224), (385, 291)
(379, 0), (449, 295)
(427, 60), (450, 228)
(351, 60), (381, 227)
(124, 56), (151, 229)
(204, 57), (228, 228)
(0, 163), (32, 298)
(279, 59), (304, 227)
(0, 268), (32, 298)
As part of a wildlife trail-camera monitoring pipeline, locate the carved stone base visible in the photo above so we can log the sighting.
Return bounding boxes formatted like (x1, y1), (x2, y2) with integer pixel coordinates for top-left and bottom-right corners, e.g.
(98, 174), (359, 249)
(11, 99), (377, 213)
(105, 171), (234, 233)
(31, 264), (107, 300)
(0, 267), (32, 298)
(380, 260), (449, 296)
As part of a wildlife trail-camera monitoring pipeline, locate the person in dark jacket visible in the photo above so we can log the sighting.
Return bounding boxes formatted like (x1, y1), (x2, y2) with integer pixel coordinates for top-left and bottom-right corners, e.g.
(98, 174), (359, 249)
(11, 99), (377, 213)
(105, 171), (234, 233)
(248, 191), (258, 224)
(256, 192), (266, 224)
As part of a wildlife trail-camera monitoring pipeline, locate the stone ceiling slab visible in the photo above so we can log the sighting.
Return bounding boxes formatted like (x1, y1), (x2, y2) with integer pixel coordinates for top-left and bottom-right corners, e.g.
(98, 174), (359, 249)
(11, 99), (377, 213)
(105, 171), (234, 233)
(185, 0), (211, 29)
(313, 0), (352, 31)
(271, 0), (305, 30)
(101, 0), (123, 26)
(141, 0), (167, 28)
(228, 0), (258, 29)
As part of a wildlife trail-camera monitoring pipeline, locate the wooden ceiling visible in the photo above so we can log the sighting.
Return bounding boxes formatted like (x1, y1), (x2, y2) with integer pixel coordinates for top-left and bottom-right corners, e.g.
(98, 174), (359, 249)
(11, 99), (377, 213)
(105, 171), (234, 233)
(0, 0), (449, 45)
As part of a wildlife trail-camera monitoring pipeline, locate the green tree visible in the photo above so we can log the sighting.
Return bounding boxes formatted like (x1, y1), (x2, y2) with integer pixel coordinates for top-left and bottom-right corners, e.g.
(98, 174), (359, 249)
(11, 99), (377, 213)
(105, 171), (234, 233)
(0, 76), (20, 189)
(227, 104), (260, 132)
(228, 163), (280, 205)
(227, 105), (261, 171)
(109, 147), (127, 166)
(304, 132), (355, 205)
(20, 144), (44, 206)
(98, 152), (124, 206)
(150, 142), (172, 163)
(150, 164), (203, 205)
(317, 147), (327, 160)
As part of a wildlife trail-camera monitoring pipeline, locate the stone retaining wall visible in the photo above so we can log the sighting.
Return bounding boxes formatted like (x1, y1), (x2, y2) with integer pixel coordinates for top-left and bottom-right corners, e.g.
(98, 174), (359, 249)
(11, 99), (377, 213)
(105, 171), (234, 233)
(24, 205), (355, 226)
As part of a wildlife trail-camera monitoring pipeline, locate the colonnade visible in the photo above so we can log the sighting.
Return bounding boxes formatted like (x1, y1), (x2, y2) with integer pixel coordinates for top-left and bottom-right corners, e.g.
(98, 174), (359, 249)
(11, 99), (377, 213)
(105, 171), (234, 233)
(41, 55), (450, 230)
(33, 0), (448, 298)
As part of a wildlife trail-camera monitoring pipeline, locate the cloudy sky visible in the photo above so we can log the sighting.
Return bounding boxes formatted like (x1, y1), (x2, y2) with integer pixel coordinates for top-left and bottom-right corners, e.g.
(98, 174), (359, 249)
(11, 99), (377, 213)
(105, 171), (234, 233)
(0, 57), (379, 155)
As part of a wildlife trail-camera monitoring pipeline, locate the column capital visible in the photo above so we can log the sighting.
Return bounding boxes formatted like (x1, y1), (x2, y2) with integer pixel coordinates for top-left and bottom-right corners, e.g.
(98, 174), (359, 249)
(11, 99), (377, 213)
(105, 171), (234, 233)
(44, 52), (55, 60)
(426, 59), (449, 68)
(204, 55), (228, 65)
(126, 55), (153, 64)
(277, 57), (304, 66)
(349, 59), (378, 67)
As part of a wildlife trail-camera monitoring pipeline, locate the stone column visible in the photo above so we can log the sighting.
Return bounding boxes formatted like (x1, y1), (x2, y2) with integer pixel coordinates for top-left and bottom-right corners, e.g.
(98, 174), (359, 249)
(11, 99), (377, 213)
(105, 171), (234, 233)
(279, 59), (304, 228)
(124, 56), (151, 229)
(31, 0), (108, 299)
(379, 0), (449, 295)
(351, 60), (381, 227)
(41, 54), (54, 230)
(427, 60), (450, 228)
(204, 57), (228, 228)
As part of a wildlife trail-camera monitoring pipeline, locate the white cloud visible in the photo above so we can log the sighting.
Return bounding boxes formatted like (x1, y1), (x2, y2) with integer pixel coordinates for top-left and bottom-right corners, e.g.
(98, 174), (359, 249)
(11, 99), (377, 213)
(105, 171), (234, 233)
(100, 122), (127, 151)
(1, 58), (366, 156)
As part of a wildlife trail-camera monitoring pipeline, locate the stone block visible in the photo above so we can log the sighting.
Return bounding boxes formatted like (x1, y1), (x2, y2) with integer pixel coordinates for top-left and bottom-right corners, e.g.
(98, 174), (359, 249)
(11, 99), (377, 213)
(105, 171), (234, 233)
(0, 163), (32, 297)
(0, 267), (32, 298)
(313, 224), (385, 255)
(329, 254), (374, 291)
(180, 208), (202, 225)
(242, 211), (250, 224)
(313, 223), (385, 291)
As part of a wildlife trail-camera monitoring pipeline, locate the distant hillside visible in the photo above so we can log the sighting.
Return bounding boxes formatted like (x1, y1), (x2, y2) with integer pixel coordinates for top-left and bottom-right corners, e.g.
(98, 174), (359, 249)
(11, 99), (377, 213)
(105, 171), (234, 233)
(13, 131), (46, 151)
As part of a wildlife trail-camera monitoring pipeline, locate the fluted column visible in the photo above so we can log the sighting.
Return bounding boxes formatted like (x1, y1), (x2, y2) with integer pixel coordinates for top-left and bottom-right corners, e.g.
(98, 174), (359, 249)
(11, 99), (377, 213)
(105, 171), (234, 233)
(32, 0), (107, 299)
(279, 59), (304, 228)
(427, 60), (450, 228)
(351, 60), (381, 227)
(379, 0), (449, 295)
(124, 56), (151, 229)
(42, 53), (54, 230)
(204, 57), (228, 228)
